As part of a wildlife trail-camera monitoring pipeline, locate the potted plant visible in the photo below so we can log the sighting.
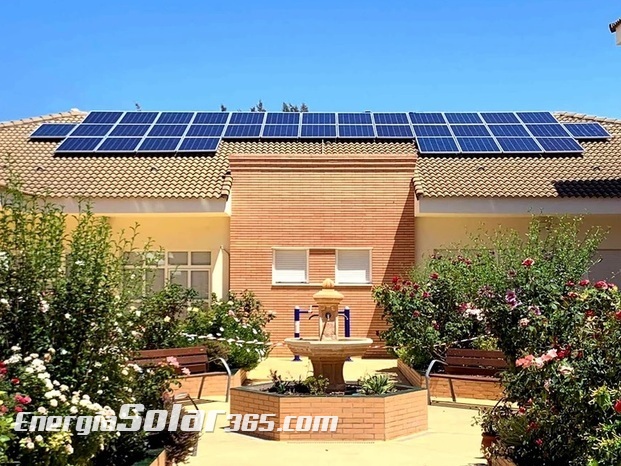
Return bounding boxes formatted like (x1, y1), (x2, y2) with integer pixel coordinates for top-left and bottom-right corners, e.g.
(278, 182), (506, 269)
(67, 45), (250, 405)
(473, 400), (515, 462)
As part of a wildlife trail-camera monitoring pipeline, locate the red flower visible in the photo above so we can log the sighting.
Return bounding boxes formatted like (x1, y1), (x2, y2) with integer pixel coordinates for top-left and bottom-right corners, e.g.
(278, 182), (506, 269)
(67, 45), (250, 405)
(518, 406), (526, 414)
(412, 283), (420, 291)
(565, 280), (575, 287)
(595, 280), (609, 290)
(394, 284), (401, 291)
(579, 279), (590, 287)
(412, 311), (420, 318)
(432, 321), (440, 331)
(14, 406), (23, 413)
(535, 438), (543, 447)
(614, 310), (621, 321)
(557, 347), (570, 359)
(614, 399), (621, 414)
(0, 367), (7, 376)
(429, 272), (439, 280)
(527, 421), (539, 431)
(392, 276), (400, 284)
(422, 291), (431, 299)
(585, 310), (595, 318)
(522, 258), (535, 268)
(10, 378), (19, 385)
(567, 292), (579, 299)
(0, 405), (7, 415)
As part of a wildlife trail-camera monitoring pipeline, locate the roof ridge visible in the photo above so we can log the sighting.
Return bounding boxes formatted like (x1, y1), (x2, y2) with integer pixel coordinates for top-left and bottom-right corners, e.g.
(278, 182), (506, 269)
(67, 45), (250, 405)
(0, 109), (87, 128)
(554, 111), (621, 125)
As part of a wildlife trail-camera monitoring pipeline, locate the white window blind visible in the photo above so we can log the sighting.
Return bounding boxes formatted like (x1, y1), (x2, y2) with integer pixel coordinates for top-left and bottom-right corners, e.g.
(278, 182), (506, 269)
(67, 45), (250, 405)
(273, 249), (308, 283)
(336, 249), (371, 284)
(589, 250), (621, 281)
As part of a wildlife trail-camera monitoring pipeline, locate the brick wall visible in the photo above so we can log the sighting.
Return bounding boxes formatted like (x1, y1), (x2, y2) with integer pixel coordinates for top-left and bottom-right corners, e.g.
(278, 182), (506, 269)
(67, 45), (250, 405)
(229, 385), (427, 441)
(228, 143), (416, 356)
(171, 369), (246, 398)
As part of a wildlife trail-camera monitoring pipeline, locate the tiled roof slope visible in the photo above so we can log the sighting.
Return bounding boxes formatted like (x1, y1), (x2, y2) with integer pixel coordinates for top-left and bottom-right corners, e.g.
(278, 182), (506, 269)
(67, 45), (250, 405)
(0, 112), (231, 199)
(219, 140), (416, 156)
(413, 112), (621, 198)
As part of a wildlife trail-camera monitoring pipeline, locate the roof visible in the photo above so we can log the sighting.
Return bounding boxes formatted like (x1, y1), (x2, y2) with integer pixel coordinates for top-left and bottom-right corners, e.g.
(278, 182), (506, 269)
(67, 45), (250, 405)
(610, 18), (621, 32)
(0, 111), (231, 199)
(413, 112), (621, 199)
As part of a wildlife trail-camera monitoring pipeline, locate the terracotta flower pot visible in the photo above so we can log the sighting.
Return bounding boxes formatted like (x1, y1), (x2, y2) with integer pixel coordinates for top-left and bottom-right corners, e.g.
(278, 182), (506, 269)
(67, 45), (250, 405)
(481, 433), (498, 450)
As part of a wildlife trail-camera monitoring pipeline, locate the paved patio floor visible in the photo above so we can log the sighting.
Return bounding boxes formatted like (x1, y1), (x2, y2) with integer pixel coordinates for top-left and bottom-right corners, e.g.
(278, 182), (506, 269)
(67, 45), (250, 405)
(185, 358), (487, 466)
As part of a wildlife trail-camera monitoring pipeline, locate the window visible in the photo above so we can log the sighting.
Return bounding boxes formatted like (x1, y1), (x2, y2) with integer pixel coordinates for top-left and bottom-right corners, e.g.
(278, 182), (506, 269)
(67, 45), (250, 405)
(273, 249), (308, 284)
(589, 250), (621, 282)
(126, 250), (211, 298)
(336, 249), (371, 284)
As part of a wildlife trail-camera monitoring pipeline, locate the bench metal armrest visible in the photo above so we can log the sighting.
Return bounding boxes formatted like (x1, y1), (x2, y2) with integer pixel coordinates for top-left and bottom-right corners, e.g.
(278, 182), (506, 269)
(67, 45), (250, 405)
(424, 359), (447, 405)
(202, 357), (232, 403)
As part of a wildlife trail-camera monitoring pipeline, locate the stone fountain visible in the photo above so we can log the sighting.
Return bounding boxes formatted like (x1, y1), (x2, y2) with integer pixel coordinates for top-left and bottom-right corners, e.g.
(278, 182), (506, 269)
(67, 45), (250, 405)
(284, 279), (373, 391)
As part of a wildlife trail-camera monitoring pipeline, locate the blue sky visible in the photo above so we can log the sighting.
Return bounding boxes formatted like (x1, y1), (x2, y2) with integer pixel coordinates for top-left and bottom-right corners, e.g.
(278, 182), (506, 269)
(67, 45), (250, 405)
(1, 1), (619, 120)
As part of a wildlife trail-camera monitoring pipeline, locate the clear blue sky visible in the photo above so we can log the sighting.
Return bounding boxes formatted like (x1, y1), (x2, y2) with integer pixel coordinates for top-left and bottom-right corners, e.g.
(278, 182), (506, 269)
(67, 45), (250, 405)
(1, 0), (619, 121)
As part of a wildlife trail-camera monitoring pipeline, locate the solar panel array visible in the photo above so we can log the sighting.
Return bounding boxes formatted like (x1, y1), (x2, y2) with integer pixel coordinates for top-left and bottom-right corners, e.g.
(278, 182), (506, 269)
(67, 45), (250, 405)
(28, 111), (611, 155)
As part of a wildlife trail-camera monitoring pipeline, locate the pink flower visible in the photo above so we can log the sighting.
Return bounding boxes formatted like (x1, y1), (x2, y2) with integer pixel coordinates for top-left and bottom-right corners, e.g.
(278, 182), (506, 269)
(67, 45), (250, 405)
(412, 311), (420, 318)
(594, 280), (608, 290)
(165, 356), (180, 368)
(422, 292), (431, 299)
(540, 349), (557, 363)
(533, 357), (544, 369)
(516, 354), (534, 368)
(228, 310), (235, 317)
(181, 367), (191, 376)
(429, 272), (439, 280)
(579, 279), (590, 287)
(14, 394), (31, 405)
(522, 258), (535, 268)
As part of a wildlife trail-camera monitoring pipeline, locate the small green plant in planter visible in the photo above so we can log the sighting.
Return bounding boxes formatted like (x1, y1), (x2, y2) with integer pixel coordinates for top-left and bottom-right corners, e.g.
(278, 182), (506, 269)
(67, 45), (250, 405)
(303, 375), (329, 395)
(357, 374), (396, 395)
(472, 402), (516, 456)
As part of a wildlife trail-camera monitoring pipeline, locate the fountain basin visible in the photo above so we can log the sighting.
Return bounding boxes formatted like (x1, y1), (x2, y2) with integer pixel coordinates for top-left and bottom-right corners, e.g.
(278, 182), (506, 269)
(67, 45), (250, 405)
(285, 337), (373, 391)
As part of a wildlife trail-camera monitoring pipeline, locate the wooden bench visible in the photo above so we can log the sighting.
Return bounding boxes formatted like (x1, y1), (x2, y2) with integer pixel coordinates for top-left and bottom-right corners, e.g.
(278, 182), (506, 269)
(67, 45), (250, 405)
(424, 348), (507, 404)
(131, 346), (232, 409)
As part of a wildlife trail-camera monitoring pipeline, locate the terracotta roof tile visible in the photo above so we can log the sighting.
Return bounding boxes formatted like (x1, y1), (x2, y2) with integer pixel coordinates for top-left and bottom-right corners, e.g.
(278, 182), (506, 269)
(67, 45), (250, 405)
(413, 112), (621, 198)
(0, 113), (231, 199)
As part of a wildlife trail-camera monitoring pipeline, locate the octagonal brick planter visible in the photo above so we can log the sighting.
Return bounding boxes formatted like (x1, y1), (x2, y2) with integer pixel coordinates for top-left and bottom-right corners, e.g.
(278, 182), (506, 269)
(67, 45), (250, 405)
(229, 383), (428, 441)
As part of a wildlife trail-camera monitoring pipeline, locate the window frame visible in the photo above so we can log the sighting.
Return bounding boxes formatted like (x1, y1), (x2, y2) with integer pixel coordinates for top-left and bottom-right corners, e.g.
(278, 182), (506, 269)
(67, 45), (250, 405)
(272, 247), (310, 285)
(335, 248), (372, 285)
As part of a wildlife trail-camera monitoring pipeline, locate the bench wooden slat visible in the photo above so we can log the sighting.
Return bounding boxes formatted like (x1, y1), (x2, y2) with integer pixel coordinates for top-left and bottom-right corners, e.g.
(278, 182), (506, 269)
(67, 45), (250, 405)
(444, 366), (502, 377)
(445, 356), (508, 368)
(431, 373), (501, 382)
(446, 348), (504, 359)
(135, 347), (206, 359)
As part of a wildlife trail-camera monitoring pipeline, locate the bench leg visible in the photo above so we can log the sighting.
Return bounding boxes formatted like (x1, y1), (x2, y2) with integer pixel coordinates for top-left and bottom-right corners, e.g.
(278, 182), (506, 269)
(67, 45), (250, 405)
(448, 378), (456, 402)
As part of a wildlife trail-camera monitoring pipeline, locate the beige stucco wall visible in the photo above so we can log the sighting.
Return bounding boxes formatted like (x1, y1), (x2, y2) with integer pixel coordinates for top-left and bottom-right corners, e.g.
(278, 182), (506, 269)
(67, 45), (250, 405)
(104, 216), (230, 298)
(415, 215), (621, 263)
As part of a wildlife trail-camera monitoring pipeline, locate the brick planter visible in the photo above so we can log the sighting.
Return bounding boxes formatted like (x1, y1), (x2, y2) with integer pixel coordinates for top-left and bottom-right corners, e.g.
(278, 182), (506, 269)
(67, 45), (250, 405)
(397, 359), (503, 401)
(171, 368), (247, 398)
(229, 383), (428, 441)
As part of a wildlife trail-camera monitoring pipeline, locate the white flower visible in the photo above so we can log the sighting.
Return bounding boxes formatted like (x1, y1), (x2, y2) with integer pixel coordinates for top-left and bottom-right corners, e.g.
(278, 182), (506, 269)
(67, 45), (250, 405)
(227, 301), (234, 306)
(10, 345), (20, 352)
(26, 442), (35, 450)
(5, 354), (21, 364)
(75, 260), (84, 266)
(60, 385), (69, 392)
(163, 316), (171, 323)
(65, 444), (74, 455)
(252, 328), (258, 335)
(97, 390), (103, 395)
(0, 298), (8, 306)
(64, 313), (71, 320)
(25, 367), (34, 374)
(37, 407), (47, 415)
(60, 349), (68, 356)
(53, 380), (60, 386)
(558, 364), (574, 376)
(34, 435), (43, 443)
(70, 406), (78, 414)
(219, 327), (224, 332)
(134, 310), (141, 317)
(40, 300), (49, 313)
(29, 353), (38, 359)
(49, 399), (58, 407)
(94, 362), (102, 368)
(121, 369), (129, 376)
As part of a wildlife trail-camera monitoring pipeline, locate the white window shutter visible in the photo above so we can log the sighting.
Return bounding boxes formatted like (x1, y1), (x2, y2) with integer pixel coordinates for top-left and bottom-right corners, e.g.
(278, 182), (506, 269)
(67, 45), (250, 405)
(336, 250), (370, 284)
(273, 250), (307, 283)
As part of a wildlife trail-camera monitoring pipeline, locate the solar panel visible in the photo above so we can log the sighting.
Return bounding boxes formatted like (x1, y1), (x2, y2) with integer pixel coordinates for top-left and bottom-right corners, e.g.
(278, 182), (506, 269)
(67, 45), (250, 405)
(178, 138), (220, 152)
(70, 124), (113, 137)
(137, 137), (181, 152)
(338, 125), (375, 138)
(96, 137), (143, 152)
(375, 125), (414, 138)
(224, 125), (262, 138)
(444, 112), (483, 124)
(300, 125), (337, 138)
(193, 112), (229, 124)
(488, 124), (530, 137)
(338, 113), (373, 125)
(228, 113), (265, 125)
(409, 113), (446, 124)
(480, 112), (521, 124)
(186, 125), (226, 137)
(56, 137), (103, 152)
(451, 125), (492, 137)
(516, 112), (557, 124)
(109, 124), (151, 137)
(373, 113), (409, 125)
(535, 137), (583, 153)
(265, 113), (300, 125)
(496, 137), (542, 153)
(526, 124), (570, 137)
(147, 124), (188, 137)
(30, 124), (77, 139)
(562, 123), (611, 139)
(412, 125), (452, 137)
(456, 137), (501, 152)
(82, 112), (123, 124)
(302, 113), (336, 124)
(416, 137), (459, 153)
(120, 112), (159, 124)
(262, 125), (299, 138)
(156, 112), (194, 124)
